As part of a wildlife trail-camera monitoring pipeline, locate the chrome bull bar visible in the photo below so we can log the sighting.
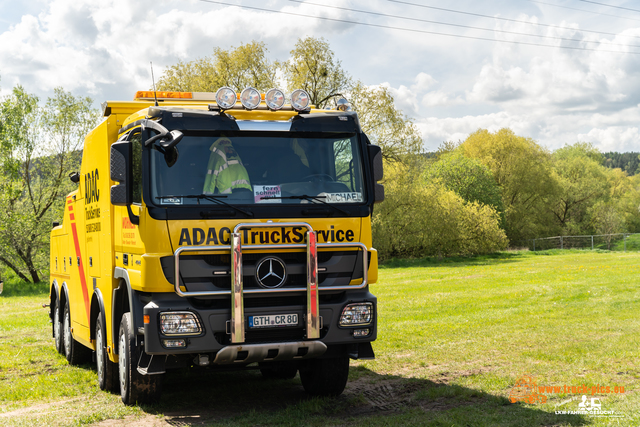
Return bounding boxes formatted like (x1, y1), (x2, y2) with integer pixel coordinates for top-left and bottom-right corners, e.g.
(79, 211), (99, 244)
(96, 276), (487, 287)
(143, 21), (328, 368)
(173, 222), (369, 344)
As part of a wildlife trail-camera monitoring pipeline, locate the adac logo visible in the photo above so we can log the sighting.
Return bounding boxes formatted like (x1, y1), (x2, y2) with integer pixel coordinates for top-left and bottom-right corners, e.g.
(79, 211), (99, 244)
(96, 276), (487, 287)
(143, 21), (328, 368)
(84, 168), (100, 204)
(509, 374), (547, 404)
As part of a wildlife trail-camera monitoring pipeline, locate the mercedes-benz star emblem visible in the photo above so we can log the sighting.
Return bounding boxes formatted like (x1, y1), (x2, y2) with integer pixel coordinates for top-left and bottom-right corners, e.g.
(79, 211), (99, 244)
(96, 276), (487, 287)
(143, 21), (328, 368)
(255, 257), (287, 288)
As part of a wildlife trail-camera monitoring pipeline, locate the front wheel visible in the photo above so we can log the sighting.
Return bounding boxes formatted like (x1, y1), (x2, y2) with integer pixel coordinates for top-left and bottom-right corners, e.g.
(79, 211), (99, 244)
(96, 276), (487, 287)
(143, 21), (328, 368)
(299, 356), (349, 396)
(118, 313), (162, 405)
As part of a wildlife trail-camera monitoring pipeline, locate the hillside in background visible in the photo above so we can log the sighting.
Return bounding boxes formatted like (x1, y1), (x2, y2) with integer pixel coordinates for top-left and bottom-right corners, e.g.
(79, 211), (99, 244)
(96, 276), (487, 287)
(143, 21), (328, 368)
(602, 152), (640, 175)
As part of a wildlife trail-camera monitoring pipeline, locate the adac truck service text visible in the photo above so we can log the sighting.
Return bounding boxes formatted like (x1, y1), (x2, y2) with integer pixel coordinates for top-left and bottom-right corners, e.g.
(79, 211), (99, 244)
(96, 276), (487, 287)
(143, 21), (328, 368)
(48, 87), (384, 404)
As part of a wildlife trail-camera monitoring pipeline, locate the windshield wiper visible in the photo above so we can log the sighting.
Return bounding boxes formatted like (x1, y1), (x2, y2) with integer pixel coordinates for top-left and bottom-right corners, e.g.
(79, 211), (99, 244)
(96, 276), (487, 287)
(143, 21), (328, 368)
(264, 195), (349, 216)
(157, 194), (254, 218)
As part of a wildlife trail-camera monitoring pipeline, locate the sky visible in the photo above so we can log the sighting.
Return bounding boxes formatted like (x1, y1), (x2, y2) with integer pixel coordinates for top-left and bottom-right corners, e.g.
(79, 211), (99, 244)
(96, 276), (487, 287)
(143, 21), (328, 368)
(2, 0), (640, 152)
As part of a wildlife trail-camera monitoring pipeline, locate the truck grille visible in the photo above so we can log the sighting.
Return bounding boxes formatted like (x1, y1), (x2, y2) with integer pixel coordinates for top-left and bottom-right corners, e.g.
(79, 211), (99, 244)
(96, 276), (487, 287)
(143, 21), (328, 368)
(161, 250), (364, 293)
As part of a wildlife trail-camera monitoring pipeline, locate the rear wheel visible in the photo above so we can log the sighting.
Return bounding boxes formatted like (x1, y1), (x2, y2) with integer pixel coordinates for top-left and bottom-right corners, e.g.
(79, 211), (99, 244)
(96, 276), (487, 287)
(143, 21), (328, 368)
(96, 314), (118, 392)
(53, 298), (63, 354)
(300, 356), (349, 396)
(259, 361), (298, 380)
(118, 313), (163, 405)
(63, 303), (91, 365)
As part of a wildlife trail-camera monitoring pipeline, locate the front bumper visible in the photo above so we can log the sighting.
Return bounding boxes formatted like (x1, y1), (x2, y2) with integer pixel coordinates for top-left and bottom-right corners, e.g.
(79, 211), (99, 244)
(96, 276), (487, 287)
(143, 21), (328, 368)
(143, 289), (377, 361)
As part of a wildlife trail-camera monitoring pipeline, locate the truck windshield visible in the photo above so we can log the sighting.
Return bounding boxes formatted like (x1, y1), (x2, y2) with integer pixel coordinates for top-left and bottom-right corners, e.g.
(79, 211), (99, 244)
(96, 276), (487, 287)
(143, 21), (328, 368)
(149, 131), (365, 206)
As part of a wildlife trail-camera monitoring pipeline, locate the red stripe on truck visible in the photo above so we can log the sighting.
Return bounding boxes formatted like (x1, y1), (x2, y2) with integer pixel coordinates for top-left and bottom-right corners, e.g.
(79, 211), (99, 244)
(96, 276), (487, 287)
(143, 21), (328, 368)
(68, 203), (91, 323)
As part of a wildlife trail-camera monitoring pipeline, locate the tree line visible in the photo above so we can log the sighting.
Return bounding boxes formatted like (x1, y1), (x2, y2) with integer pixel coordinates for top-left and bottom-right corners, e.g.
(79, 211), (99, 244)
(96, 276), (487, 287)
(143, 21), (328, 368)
(602, 152), (640, 175)
(376, 130), (640, 259)
(2, 37), (639, 281)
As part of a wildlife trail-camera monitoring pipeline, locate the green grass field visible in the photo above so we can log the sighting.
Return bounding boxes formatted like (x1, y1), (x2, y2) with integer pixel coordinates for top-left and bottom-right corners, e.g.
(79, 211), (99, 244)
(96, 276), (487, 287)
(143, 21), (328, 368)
(0, 250), (638, 426)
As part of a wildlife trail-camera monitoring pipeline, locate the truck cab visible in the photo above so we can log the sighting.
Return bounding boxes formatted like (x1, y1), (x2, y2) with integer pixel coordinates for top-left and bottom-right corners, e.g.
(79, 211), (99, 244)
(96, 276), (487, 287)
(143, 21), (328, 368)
(49, 88), (384, 404)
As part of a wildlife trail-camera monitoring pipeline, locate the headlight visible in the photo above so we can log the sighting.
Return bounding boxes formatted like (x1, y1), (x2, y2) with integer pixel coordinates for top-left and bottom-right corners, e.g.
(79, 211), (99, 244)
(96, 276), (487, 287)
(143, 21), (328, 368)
(159, 312), (202, 335)
(291, 89), (310, 111)
(215, 87), (237, 110)
(265, 88), (285, 110)
(339, 302), (373, 327)
(240, 87), (261, 110)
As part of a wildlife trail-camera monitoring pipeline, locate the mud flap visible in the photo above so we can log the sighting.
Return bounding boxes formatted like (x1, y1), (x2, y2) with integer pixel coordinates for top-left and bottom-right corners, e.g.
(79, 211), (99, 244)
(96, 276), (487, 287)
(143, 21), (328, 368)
(348, 342), (375, 360)
(137, 353), (167, 375)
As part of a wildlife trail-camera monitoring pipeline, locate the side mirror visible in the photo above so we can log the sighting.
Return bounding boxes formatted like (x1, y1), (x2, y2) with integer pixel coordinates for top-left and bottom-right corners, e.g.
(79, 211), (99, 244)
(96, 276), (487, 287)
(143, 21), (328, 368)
(368, 145), (384, 203)
(142, 120), (183, 150)
(110, 141), (132, 206)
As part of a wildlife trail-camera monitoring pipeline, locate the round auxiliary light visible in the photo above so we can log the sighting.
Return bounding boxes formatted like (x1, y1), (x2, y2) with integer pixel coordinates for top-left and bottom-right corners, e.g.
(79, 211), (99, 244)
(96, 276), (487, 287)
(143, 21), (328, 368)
(336, 98), (352, 112)
(240, 87), (261, 110)
(215, 87), (237, 110)
(265, 88), (286, 110)
(291, 89), (310, 111)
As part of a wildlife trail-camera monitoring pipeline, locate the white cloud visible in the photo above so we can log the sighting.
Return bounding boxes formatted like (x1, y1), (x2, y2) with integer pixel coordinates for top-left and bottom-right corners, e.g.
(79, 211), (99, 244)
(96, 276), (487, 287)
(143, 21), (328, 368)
(0, 0), (356, 100)
(3, 0), (640, 156)
(578, 127), (640, 152)
(370, 11), (640, 153)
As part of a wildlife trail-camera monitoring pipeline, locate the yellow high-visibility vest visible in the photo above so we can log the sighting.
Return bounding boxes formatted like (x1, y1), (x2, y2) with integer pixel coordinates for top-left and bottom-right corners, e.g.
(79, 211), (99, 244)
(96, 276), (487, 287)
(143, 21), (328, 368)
(203, 137), (251, 194)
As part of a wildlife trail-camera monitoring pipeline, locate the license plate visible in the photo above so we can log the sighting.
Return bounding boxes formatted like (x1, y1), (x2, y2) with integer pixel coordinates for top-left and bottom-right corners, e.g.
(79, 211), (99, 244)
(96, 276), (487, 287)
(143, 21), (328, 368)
(248, 313), (299, 328)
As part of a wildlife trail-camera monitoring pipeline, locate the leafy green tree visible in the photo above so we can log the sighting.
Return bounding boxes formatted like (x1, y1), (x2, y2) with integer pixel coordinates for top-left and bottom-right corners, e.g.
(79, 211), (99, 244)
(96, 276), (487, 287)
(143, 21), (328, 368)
(280, 37), (351, 108)
(617, 172), (640, 233)
(461, 128), (559, 242)
(0, 86), (96, 282)
(550, 143), (609, 234)
(349, 81), (422, 162)
(424, 151), (503, 218)
(589, 200), (624, 249)
(373, 161), (507, 259)
(157, 41), (277, 92)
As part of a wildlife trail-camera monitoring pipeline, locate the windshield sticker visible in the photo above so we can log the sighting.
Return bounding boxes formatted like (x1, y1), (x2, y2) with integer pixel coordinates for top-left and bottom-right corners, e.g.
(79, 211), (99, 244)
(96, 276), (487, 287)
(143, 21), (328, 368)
(319, 192), (363, 203)
(159, 196), (182, 205)
(254, 185), (282, 203)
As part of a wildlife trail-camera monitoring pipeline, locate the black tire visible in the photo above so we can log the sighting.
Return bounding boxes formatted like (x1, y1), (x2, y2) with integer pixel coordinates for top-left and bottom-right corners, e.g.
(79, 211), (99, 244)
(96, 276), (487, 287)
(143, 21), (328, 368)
(259, 361), (298, 380)
(299, 356), (349, 397)
(53, 298), (64, 354)
(118, 313), (163, 405)
(63, 303), (91, 365)
(96, 314), (119, 392)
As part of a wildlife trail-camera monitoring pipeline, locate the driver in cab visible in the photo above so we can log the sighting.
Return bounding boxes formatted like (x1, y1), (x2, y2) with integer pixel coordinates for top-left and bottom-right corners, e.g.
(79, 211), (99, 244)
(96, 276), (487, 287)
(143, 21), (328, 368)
(203, 136), (252, 195)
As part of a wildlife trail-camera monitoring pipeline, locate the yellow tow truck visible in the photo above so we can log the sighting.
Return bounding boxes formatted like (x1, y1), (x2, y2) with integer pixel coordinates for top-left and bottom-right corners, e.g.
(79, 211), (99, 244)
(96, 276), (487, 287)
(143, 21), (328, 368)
(48, 87), (384, 404)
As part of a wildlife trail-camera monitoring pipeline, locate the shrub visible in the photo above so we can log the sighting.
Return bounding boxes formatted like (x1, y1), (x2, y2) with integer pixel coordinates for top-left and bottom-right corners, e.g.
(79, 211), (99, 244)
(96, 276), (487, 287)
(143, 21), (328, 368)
(373, 162), (507, 260)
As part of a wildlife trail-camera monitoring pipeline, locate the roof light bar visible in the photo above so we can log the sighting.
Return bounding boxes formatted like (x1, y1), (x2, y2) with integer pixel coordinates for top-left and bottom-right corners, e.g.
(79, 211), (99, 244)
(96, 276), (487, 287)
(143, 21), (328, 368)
(215, 87), (237, 110)
(291, 89), (311, 111)
(240, 87), (261, 110)
(265, 88), (286, 110)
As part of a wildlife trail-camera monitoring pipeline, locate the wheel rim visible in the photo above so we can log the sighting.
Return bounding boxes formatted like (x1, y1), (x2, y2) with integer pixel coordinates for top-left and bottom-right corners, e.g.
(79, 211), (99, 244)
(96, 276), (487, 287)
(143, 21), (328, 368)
(96, 325), (104, 382)
(54, 305), (61, 349)
(119, 332), (127, 393)
(63, 308), (71, 355)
